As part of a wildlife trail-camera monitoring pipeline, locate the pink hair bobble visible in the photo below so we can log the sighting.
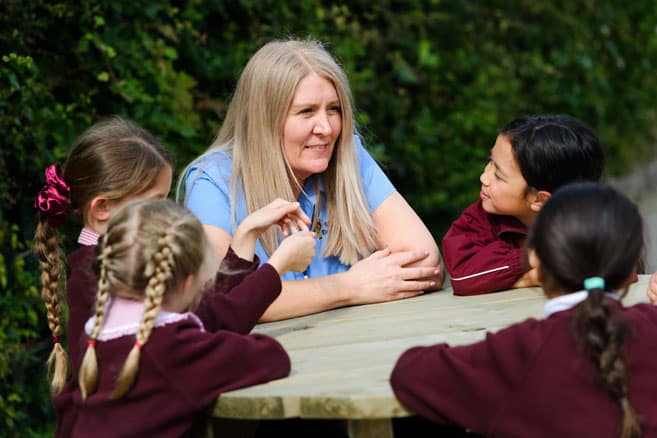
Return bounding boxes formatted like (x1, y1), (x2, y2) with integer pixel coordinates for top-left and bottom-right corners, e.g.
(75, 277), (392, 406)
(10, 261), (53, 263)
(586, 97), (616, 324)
(35, 163), (71, 227)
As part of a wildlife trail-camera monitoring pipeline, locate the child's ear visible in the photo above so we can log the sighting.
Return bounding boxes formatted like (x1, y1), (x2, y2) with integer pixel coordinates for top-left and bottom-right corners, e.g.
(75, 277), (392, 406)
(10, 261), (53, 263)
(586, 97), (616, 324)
(181, 274), (196, 296)
(528, 190), (551, 213)
(89, 196), (112, 222)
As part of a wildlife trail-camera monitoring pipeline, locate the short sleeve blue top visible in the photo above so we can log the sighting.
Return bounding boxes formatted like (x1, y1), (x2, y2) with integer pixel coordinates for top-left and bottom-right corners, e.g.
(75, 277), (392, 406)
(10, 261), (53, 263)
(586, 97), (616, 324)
(184, 135), (396, 280)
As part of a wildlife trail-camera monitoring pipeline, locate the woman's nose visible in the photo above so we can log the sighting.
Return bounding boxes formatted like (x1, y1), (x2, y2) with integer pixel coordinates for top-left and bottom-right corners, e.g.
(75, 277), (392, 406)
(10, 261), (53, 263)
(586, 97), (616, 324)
(313, 111), (332, 135)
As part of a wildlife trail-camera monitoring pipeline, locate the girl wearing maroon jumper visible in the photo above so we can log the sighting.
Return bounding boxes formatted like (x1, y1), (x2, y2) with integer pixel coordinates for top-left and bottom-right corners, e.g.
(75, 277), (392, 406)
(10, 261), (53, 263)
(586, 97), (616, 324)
(34, 116), (312, 436)
(74, 198), (308, 436)
(392, 183), (656, 437)
(34, 117), (174, 436)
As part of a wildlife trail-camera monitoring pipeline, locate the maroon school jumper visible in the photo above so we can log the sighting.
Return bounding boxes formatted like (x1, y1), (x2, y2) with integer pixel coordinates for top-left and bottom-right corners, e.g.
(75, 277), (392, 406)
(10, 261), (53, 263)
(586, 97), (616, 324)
(391, 301), (657, 437)
(71, 305), (290, 437)
(442, 200), (528, 296)
(55, 245), (272, 437)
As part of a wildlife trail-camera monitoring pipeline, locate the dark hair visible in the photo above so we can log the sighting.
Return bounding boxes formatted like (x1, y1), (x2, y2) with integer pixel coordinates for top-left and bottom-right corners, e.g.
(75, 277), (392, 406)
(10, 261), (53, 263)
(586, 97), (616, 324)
(500, 115), (604, 193)
(528, 182), (643, 438)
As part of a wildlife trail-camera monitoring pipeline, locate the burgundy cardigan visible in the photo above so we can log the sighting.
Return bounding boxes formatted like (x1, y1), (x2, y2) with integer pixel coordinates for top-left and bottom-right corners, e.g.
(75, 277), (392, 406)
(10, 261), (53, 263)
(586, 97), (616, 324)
(55, 245), (277, 437)
(72, 316), (290, 437)
(442, 200), (528, 296)
(391, 301), (657, 437)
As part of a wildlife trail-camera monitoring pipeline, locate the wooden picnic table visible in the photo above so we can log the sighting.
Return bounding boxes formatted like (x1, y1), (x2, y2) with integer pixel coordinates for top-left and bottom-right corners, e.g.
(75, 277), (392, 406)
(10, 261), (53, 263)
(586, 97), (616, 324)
(210, 275), (651, 437)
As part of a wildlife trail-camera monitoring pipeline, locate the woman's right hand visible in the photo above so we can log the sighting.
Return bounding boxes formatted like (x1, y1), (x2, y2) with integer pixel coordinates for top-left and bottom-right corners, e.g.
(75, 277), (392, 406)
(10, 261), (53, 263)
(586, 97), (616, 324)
(267, 230), (316, 275)
(342, 248), (440, 304)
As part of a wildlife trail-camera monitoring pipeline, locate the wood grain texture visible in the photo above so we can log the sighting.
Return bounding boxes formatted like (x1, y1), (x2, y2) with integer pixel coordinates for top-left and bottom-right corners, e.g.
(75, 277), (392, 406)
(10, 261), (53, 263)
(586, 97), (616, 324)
(213, 276), (650, 421)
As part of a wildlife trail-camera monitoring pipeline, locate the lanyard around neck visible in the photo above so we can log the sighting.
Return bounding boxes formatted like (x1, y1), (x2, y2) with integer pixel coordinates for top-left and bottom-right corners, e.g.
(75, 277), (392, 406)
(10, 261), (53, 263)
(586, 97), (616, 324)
(311, 182), (323, 240)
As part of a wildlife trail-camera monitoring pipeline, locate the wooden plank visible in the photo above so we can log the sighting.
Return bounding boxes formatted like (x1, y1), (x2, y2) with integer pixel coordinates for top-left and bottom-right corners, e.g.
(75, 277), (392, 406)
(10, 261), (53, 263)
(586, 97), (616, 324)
(213, 276), (651, 421)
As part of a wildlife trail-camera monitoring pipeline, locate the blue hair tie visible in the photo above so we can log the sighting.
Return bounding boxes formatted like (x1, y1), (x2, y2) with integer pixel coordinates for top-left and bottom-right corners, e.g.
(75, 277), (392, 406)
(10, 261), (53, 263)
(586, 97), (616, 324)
(583, 276), (605, 290)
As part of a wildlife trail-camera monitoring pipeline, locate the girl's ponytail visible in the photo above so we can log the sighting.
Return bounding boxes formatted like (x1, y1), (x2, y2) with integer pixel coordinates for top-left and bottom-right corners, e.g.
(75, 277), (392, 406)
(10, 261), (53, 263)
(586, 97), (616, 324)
(33, 163), (71, 395)
(573, 277), (642, 438)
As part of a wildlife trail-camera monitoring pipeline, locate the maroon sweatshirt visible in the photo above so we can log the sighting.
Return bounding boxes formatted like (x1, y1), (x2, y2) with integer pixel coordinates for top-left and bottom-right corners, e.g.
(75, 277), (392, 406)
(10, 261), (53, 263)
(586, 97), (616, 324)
(56, 245), (275, 437)
(72, 315), (290, 437)
(391, 301), (657, 437)
(442, 200), (528, 296)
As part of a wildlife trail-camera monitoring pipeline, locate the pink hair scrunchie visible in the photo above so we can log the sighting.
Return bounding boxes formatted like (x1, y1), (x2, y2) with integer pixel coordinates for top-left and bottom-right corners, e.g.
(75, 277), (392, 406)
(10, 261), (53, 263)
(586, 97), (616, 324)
(35, 163), (71, 227)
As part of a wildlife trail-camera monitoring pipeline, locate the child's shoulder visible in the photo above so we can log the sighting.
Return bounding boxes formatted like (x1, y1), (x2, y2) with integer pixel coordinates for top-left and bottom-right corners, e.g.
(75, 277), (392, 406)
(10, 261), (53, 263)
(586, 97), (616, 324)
(624, 302), (657, 327)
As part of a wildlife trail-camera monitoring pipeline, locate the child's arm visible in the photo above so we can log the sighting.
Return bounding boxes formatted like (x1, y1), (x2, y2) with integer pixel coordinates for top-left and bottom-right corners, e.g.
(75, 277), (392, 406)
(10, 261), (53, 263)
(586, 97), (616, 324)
(194, 264), (282, 334)
(442, 202), (529, 295)
(648, 271), (657, 304)
(390, 318), (544, 432)
(230, 198), (310, 262)
(211, 199), (311, 293)
(194, 201), (314, 334)
(164, 324), (290, 412)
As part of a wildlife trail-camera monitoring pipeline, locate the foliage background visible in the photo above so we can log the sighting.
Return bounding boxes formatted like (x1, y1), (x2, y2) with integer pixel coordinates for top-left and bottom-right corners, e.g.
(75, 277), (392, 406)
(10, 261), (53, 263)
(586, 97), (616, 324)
(1, 0), (656, 434)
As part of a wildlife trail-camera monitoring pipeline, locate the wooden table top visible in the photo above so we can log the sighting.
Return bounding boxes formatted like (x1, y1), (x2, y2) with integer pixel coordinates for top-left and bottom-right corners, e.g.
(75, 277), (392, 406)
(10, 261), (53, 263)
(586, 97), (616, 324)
(212, 275), (651, 421)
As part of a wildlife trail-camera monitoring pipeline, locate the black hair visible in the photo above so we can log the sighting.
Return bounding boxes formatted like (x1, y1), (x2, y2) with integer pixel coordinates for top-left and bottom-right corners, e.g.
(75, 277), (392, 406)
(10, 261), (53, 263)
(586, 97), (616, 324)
(528, 182), (643, 438)
(500, 115), (604, 192)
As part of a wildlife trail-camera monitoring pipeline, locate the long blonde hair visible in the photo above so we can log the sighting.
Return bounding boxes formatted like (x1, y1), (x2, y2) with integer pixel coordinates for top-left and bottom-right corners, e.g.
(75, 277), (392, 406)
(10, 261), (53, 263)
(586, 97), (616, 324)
(78, 199), (209, 400)
(33, 116), (173, 395)
(179, 38), (378, 264)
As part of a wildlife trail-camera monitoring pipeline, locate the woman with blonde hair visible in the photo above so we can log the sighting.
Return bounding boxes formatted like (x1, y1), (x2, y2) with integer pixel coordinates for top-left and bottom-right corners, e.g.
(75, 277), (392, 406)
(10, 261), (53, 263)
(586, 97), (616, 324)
(180, 38), (444, 321)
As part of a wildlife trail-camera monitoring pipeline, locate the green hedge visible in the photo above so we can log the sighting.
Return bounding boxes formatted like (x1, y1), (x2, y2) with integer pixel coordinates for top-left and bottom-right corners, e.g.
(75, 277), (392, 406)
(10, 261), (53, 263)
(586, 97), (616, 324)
(2, 0), (657, 433)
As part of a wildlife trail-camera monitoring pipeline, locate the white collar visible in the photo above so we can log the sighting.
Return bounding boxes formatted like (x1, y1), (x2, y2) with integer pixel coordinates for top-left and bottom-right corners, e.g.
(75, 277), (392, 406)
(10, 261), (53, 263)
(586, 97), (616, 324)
(84, 297), (204, 341)
(544, 290), (620, 318)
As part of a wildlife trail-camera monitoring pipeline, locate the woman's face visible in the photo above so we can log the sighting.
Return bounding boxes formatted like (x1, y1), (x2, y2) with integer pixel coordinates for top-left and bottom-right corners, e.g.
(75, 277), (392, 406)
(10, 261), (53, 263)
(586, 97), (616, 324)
(283, 72), (342, 184)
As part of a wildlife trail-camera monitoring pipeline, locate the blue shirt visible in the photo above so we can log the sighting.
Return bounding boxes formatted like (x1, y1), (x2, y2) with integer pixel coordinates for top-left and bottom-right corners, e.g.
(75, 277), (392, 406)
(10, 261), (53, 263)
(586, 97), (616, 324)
(185, 135), (396, 280)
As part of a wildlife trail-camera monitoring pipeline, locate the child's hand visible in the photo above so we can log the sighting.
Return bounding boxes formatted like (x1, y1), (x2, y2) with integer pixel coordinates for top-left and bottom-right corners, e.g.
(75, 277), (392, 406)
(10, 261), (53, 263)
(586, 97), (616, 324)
(512, 267), (541, 289)
(267, 230), (316, 275)
(232, 199), (311, 261)
(238, 198), (310, 238)
(648, 271), (657, 304)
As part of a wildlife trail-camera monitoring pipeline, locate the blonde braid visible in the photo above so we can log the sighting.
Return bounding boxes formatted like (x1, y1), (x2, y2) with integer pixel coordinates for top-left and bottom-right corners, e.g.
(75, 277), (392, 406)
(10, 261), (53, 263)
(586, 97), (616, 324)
(34, 218), (69, 395)
(78, 239), (113, 400)
(111, 231), (174, 399)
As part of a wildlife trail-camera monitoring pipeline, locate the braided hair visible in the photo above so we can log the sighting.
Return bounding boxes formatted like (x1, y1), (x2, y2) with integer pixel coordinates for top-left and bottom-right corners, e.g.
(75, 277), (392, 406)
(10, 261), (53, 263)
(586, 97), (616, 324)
(528, 182), (643, 438)
(78, 199), (209, 400)
(33, 116), (172, 395)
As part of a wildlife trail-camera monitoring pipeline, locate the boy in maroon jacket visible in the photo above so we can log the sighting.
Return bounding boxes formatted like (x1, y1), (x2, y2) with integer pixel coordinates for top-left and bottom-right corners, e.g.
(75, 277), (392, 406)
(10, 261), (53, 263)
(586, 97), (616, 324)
(442, 115), (604, 295)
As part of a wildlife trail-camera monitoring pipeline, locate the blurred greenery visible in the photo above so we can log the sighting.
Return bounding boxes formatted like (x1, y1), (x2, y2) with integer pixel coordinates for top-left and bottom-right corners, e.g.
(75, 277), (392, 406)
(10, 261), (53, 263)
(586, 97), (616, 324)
(2, 0), (656, 434)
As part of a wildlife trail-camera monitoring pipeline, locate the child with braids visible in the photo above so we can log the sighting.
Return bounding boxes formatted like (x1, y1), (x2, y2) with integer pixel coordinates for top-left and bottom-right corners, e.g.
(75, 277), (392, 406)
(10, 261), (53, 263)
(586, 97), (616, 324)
(34, 116), (174, 435)
(34, 116), (312, 435)
(392, 183), (656, 437)
(73, 198), (309, 436)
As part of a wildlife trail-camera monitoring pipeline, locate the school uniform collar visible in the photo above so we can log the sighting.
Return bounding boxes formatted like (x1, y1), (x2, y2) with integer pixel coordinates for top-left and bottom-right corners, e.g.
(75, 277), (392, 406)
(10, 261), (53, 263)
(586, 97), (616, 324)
(494, 215), (528, 238)
(544, 290), (620, 318)
(78, 227), (100, 246)
(476, 200), (528, 238)
(84, 297), (205, 342)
